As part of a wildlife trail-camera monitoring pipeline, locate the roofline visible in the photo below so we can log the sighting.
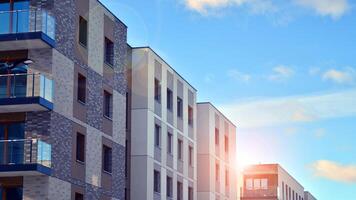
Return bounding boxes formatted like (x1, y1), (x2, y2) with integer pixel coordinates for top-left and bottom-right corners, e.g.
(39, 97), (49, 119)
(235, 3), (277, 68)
(197, 102), (237, 127)
(131, 46), (198, 92)
(97, 0), (128, 28)
(244, 163), (305, 189)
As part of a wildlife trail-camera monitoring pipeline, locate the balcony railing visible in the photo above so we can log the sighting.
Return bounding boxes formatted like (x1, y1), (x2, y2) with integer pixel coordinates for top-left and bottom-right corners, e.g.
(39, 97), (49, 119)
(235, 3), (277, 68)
(242, 186), (278, 198)
(0, 73), (53, 102)
(0, 139), (51, 168)
(0, 9), (55, 39)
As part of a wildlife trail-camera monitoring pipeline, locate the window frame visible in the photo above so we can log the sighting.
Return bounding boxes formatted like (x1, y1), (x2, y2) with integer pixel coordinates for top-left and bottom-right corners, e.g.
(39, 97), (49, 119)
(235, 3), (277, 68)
(103, 90), (113, 119)
(154, 124), (161, 148)
(77, 73), (86, 104)
(188, 105), (193, 126)
(154, 170), (161, 193)
(167, 132), (173, 154)
(177, 97), (183, 118)
(102, 145), (112, 173)
(177, 139), (183, 160)
(167, 88), (173, 111)
(76, 132), (85, 163)
(78, 16), (88, 48)
(104, 37), (114, 66)
(154, 78), (161, 103)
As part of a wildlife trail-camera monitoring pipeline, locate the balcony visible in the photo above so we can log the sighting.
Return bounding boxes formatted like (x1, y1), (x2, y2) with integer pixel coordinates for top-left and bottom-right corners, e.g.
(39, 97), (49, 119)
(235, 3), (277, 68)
(241, 186), (278, 199)
(0, 73), (53, 113)
(0, 9), (55, 51)
(0, 139), (51, 177)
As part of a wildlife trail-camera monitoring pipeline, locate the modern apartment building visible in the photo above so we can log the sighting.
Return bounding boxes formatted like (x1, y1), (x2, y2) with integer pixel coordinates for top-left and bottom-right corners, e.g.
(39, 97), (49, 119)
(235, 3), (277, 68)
(304, 191), (317, 200)
(241, 164), (310, 200)
(0, 0), (128, 199)
(196, 102), (237, 200)
(129, 47), (197, 200)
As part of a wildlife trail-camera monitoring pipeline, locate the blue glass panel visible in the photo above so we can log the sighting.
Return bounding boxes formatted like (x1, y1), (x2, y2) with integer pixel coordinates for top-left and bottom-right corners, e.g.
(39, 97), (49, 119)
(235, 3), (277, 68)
(13, 1), (30, 33)
(7, 123), (24, 164)
(0, 124), (4, 165)
(10, 74), (27, 97)
(0, 75), (7, 98)
(0, 3), (10, 34)
(5, 187), (23, 200)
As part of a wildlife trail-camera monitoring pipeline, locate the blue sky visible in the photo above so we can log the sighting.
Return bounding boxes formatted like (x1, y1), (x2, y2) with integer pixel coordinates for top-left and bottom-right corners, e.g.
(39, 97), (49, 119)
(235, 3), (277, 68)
(101, 0), (356, 199)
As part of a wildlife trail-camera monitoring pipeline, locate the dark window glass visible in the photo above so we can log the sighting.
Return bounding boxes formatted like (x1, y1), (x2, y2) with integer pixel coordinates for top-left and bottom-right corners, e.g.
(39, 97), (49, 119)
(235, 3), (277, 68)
(102, 145), (112, 173)
(75, 193), (84, 200)
(154, 78), (161, 103)
(188, 187), (193, 200)
(225, 170), (229, 186)
(225, 136), (229, 153)
(79, 16), (88, 47)
(216, 163), (219, 181)
(189, 146), (193, 166)
(167, 176), (173, 197)
(177, 181), (183, 200)
(154, 124), (160, 147)
(188, 106), (193, 126)
(76, 132), (85, 162)
(77, 73), (86, 103)
(167, 132), (173, 154)
(167, 88), (173, 110)
(105, 37), (114, 66)
(104, 90), (113, 118)
(178, 139), (183, 160)
(177, 97), (183, 118)
(215, 128), (219, 146)
(154, 170), (160, 193)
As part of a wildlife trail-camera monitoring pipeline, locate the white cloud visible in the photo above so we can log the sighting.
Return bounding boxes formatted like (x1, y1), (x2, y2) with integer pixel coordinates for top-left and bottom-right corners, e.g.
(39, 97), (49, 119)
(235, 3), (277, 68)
(219, 89), (356, 128)
(311, 160), (356, 183)
(227, 69), (251, 82)
(268, 65), (295, 81)
(322, 67), (356, 84)
(295, 0), (350, 18)
(184, 0), (276, 15)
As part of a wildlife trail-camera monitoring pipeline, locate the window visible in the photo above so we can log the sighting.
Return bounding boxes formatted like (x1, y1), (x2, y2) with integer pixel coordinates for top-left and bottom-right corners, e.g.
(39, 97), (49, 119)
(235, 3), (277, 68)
(215, 128), (219, 146)
(77, 73), (86, 103)
(282, 182), (285, 200)
(104, 90), (113, 119)
(102, 145), (112, 173)
(154, 170), (160, 193)
(225, 170), (229, 187)
(75, 193), (84, 200)
(154, 78), (161, 103)
(76, 132), (85, 162)
(225, 136), (229, 153)
(189, 146), (193, 166)
(167, 132), (173, 154)
(167, 88), (173, 111)
(177, 97), (183, 118)
(261, 179), (268, 189)
(177, 181), (183, 200)
(79, 16), (88, 47)
(188, 187), (193, 200)
(215, 163), (220, 181)
(104, 37), (114, 66)
(167, 176), (173, 198)
(254, 179), (261, 190)
(155, 124), (161, 147)
(178, 139), (183, 160)
(246, 179), (253, 190)
(188, 106), (193, 126)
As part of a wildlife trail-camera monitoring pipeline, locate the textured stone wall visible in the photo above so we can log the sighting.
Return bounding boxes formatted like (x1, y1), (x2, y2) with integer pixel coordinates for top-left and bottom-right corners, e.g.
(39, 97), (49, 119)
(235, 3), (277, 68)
(85, 126), (103, 187)
(23, 176), (49, 200)
(48, 176), (71, 200)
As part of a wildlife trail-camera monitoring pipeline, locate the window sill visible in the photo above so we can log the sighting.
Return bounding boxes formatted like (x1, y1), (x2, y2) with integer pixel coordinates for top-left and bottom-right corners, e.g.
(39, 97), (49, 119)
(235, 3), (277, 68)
(77, 99), (86, 105)
(104, 62), (114, 69)
(79, 42), (87, 49)
(76, 160), (85, 165)
(103, 115), (113, 121)
(155, 99), (161, 104)
(102, 170), (112, 176)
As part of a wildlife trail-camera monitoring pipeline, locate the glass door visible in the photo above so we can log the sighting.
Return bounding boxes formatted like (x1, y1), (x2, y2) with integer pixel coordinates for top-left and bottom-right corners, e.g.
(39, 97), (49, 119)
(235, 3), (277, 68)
(0, 187), (22, 200)
(0, 122), (24, 165)
(0, 0), (29, 34)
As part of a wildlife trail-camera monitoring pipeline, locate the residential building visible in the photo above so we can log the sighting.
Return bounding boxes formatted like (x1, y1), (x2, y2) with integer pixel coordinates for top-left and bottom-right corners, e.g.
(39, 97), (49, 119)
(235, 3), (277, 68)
(241, 164), (305, 200)
(129, 47), (197, 200)
(196, 102), (237, 200)
(0, 0), (128, 199)
(304, 191), (317, 200)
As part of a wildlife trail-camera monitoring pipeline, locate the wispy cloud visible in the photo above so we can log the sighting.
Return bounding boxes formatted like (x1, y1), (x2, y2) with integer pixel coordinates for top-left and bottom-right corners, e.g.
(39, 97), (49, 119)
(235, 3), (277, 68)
(295, 0), (350, 19)
(268, 65), (295, 81)
(184, 0), (277, 15)
(227, 69), (251, 82)
(322, 67), (356, 84)
(219, 89), (356, 128)
(311, 160), (356, 183)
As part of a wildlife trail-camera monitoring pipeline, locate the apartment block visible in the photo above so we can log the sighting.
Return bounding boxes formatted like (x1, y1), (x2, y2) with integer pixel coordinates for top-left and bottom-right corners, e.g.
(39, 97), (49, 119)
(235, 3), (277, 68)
(304, 191), (317, 200)
(0, 0), (128, 199)
(241, 164), (310, 200)
(129, 47), (197, 200)
(196, 102), (237, 200)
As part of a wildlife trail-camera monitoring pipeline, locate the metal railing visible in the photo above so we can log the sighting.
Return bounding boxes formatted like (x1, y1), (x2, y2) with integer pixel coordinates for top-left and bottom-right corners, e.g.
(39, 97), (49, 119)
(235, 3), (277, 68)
(0, 139), (51, 168)
(0, 73), (53, 102)
(0, 9), (55, 39)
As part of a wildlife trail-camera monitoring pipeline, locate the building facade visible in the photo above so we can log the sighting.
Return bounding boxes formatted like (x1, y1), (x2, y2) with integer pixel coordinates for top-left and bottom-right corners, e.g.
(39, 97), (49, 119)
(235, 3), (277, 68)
(304, 191), (317, 200)
(241, 164), (308, 200)
(196, 102), (237, 200)
(129, 47), (197, 200)
(0, 0), (128, 199)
